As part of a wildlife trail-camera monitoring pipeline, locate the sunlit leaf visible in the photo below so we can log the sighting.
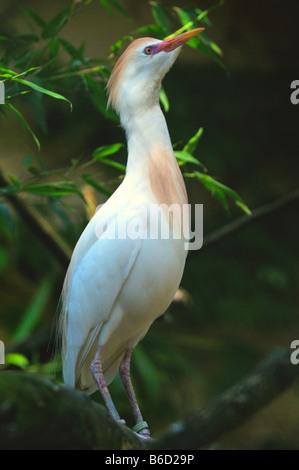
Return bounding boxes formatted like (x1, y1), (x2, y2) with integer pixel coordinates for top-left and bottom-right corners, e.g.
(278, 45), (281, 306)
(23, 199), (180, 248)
(5, 354), (30, 370)
(93, 143), (124, 159)
(159, 87), (169, 112)
(193, 171), (251, 214)
(183, 127), (204, 155)
(175, 150), (207, 171)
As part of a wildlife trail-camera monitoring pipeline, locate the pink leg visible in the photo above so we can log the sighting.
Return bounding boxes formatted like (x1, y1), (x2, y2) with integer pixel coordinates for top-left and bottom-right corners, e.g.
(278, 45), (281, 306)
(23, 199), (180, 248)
(90, 346), (123, 423)
(119, 348), (151, 439)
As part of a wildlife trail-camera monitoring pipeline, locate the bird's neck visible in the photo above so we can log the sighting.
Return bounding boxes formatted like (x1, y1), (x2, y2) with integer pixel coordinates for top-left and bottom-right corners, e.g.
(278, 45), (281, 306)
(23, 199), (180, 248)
(125, 106), (173, 172)
(124, 106), (187, 207)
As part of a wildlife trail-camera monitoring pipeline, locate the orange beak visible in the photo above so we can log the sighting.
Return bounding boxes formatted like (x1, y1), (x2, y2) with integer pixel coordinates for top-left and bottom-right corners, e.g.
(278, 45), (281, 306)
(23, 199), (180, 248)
(155, 28), (205, 54)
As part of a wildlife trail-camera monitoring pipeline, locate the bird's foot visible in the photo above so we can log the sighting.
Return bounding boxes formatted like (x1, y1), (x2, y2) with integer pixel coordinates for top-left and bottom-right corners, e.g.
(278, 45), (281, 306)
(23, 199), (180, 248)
(116, 419), (126, 425)
(137, 429), (155, 442)
(132, 421), (154, 442)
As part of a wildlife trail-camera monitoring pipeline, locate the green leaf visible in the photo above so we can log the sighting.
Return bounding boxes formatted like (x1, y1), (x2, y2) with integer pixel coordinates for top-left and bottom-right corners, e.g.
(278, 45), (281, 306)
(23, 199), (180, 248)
(59, 38), (85, 61)
(108, 0), (132, 19)
(151, 1), (172, 36)
(7, 103), (40, 150)
(110, 35), (133, 55)
(14, 78), (72, 109)
(187, 38), (226, 71)
(22, 182), (83, 198)
(11, 66), (40, 80)
(174, 151), (207, 171)
(193, 171), (251, 214)
(42, 6), (71, 39)
(173, 6), (212, 30)
(199, 31), (223, 56)
(12, 278), (53, 342)
(134, 24), (165, 39)
(5, 354), (30, 370)
(98, 0), (131, 19)
(99, 158), (126, 172)
(159, 87), (169, 112)
(235, 200), (252, 216)
(8, 175), (20, 188)
(23, 8), (46, 28)
(183, 127), (204, 154)
(86, 76), (115, 119)
(93, 143), (123, 160)
(16, 33), (40, 43)
(0, 66), (17, 77)
(82, 175), (112, 198)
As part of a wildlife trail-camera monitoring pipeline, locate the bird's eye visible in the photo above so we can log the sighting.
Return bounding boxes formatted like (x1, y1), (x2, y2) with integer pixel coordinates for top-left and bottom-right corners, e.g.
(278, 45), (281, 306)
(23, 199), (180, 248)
(144, 46), (153, 56)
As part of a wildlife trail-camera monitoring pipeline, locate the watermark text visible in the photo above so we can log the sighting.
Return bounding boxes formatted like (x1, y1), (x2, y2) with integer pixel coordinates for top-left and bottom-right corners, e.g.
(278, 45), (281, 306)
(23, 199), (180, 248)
(290, 80), (299, 105)
(0, 81), (5, 104)
(0, 340), (5, 365)
(94, 203), (203, 251)
(291, 340), (299, 365)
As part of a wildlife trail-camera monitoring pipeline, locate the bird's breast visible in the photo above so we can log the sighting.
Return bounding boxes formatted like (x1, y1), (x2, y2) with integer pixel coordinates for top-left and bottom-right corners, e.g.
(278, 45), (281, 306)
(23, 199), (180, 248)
(147, 147), (188, 208)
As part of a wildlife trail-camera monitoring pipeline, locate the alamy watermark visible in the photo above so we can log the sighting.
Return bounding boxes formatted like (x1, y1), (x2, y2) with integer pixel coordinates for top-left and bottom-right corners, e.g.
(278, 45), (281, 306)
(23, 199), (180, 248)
(291, 340), (299, 365)
(290, 80), (299, 105)
(94, 203), (203, 251)
(0, 340), (5, 365)
(0, 81), (5, 104)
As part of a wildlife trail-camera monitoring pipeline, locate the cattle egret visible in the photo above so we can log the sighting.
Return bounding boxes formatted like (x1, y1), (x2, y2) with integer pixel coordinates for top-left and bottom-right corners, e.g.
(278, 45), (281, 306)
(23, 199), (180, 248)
(60, 28), (204, 440)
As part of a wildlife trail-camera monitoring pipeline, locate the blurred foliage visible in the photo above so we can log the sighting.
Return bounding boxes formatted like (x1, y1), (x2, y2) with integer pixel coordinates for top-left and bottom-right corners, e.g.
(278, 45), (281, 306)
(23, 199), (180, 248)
(0, 0), (248, 214)
(0, 0), (298, 449)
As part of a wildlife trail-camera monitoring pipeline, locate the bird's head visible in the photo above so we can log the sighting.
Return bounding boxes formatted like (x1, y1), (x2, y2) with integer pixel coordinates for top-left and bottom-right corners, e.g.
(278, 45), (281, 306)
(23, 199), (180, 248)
(107, 28), (204, 123)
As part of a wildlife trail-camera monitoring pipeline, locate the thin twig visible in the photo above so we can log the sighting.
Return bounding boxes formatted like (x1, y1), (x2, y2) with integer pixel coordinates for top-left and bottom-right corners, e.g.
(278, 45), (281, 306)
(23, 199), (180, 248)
(193, 189), (299, 256)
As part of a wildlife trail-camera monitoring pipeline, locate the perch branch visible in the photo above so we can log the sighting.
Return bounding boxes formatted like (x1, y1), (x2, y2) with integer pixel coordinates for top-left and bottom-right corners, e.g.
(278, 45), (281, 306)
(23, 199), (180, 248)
(151, 347), (299, 450)
(0, 372), (146, 450)
(0, 348), (297, 449)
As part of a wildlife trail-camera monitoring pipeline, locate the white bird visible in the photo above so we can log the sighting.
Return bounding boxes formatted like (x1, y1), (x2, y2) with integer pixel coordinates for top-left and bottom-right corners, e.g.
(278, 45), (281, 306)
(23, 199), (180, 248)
(60, 28), (204, 440)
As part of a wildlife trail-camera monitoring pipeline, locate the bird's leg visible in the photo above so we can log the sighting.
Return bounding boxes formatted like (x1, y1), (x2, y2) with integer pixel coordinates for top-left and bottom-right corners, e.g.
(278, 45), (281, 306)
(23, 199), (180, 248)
(119, 348), (151, 440)
(90, 346), (125, 424)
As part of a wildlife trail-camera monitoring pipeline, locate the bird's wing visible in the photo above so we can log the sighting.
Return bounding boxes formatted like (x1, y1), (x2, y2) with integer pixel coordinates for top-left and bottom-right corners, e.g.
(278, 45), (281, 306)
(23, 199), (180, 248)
(60, 202), (144, 388)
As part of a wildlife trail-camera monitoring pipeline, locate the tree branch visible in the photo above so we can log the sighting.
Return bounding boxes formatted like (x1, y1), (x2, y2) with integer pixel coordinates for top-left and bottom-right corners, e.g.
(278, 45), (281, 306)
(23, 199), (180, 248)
(0, 372), (146, 450)
(0, 348), (297, 450)
(150, 347), (299, 450)
(194, 189), (299, 256)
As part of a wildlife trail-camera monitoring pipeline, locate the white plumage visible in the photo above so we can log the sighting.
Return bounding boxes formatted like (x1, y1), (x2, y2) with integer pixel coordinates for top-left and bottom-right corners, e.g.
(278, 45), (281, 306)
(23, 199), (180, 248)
(60, 28), (204, 439)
